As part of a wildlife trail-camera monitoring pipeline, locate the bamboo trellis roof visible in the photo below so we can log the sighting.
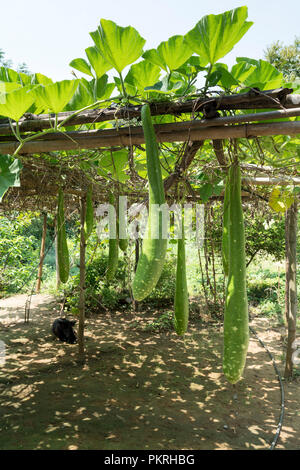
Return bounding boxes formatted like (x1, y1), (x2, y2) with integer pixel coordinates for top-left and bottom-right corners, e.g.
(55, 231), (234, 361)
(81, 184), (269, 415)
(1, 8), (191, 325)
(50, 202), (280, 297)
(0, 87), (300, 212)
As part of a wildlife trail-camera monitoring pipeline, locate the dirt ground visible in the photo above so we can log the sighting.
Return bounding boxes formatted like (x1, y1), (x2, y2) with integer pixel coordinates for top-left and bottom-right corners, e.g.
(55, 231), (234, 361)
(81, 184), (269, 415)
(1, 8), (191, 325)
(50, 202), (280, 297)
(0, 294), (299, 450)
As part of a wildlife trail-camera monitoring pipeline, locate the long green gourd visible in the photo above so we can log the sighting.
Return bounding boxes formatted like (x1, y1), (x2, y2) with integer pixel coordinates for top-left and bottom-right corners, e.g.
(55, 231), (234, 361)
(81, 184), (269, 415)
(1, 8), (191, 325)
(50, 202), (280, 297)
(57, 189), (70, 283)
(118, 200), (128, 252)
(106, 191), (119, 281)
(223, 162), (249, 384)
(84, 185), (94, 240)
(222, 173), (230, 276)
(174, 212), (189, 335)
(132, 104), (167, 301)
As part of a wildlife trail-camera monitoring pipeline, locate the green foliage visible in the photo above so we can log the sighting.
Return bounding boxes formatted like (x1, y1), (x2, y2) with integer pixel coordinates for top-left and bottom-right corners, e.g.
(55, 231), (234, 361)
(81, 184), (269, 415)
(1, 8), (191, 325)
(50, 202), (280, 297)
(34, 80), (79, 114)
(184, 7), (253, 67)
(0, 85), (35, 121)
(208, 202), (286, 266)
(0, 155), (22, 202)
(0, 212), (52, 293)
(93, 19), (145, 74)
(265, 37), (300, 81)
(142, 311), (174, 332)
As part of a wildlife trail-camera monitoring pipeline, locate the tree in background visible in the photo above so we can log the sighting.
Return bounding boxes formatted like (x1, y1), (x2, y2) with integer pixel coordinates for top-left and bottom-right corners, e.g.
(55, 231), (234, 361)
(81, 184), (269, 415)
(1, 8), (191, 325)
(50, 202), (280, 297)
(265, 37), (300, 81)
(0, 49), (12, 68)
(0, 48), (30, 74)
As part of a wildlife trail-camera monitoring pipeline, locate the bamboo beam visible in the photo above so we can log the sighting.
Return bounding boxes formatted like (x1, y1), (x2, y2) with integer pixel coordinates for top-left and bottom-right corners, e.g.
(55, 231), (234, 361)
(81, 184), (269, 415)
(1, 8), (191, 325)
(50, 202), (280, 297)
(2, 106), (300, 144)
(0, 89), (298, 136)
(1, 120), (299, 155)
(243, 176), (300, 186)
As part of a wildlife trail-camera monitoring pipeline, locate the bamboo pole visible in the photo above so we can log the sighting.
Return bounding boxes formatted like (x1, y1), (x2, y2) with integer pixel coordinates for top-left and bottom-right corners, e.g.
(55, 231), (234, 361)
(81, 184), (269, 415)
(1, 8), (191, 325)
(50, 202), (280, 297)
(284, 200), (298, 379)
(0, 89), (298, 135)
(1, 120), (300, 155)
(78, 196), (86, 363)
(36, 212), (47, 293)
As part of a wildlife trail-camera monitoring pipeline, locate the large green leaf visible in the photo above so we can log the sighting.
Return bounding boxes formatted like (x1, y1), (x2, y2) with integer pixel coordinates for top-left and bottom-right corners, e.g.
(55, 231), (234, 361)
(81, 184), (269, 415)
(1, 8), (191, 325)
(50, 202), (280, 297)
(0, 155), (22, 202)
(69, 57), (93, 77)
(143, 35), (192, 73)
(34, 79), (79, 113)
(124, 60), (161, 95)
(31, 73), (54, 86)
(184, 7), (253, 66)
(90, 19), (146, 73)
(85, 46), (112, 78)
(237, 58), (284, 89)
(0, 85), (35, 121)
(98, 149), (129, 183)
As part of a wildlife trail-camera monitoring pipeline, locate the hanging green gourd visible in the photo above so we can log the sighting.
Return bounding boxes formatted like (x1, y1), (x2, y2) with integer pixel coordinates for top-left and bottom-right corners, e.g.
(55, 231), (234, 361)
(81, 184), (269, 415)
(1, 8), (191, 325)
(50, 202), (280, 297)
(57, 188), (70, 284)
(174, 210), (189, 335)
(132, 104), (167, 301)
(223, 162), (249, 384)
(118, 199), (128, 252)
(106, 191), (119, 282)
(84, 184), (94, 240)
(222, 173), (230, 277)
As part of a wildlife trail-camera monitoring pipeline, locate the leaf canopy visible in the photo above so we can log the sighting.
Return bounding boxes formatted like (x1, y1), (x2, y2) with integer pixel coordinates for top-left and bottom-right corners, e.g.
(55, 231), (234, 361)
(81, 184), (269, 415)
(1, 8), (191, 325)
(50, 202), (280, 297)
(184, 6), (253, 67)
(90, 19), (146, 74)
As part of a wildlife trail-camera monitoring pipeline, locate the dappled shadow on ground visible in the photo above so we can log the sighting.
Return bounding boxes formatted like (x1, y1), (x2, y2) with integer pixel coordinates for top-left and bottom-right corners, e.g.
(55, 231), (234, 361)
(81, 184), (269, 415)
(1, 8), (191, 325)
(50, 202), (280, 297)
(0, 296), (299, 450)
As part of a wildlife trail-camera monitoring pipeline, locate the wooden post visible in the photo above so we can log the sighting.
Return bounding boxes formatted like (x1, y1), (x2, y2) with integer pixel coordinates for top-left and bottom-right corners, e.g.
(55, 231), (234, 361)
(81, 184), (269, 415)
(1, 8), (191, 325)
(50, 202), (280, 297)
(78, 196), (86, 363)
(36, 213), (47, 293)
(284, 200), (298, 379)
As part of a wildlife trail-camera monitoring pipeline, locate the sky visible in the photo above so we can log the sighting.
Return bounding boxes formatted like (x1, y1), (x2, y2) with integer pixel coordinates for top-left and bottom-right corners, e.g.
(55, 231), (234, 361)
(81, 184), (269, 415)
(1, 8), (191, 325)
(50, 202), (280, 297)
(0, 0), (299, 81)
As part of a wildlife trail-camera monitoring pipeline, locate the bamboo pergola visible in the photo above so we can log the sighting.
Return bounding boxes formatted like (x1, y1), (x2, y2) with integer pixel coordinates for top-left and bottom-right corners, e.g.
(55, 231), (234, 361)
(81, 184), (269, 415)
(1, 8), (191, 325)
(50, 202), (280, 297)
(0, 87), (299, 371)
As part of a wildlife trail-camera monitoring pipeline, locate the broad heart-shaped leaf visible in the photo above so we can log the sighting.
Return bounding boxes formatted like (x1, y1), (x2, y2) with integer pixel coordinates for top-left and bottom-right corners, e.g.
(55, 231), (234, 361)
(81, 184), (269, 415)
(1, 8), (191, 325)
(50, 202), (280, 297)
(0, 81), (22, 99)
(34, 79), (79, 113)
(158, 35), (193, 72)
(0, 154), (22, 202)
(0, 85), (35, 121)
(230, 61), (256, 84)
(124, 61), (161, 96)
(64, 80), (94, 111)
(97, 149), (129, 183)
(64, 75), (115, 111)
(85, 46), (112, 78)
(143, 35), (192, 73)
(90, 19), (146, 74)
(184, 7), (253, 67)
(237, 58), (284, 90)
(69, 57), (93, 77)
(269, 187), (294, 213)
